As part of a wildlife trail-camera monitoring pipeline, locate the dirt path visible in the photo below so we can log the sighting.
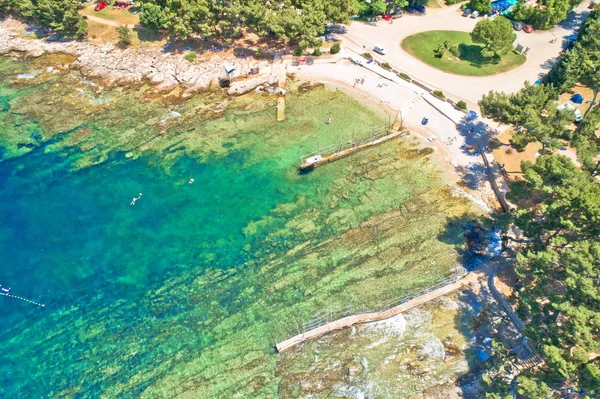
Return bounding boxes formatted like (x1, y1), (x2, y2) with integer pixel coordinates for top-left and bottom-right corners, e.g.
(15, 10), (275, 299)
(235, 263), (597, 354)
(84, 14), (138, 29)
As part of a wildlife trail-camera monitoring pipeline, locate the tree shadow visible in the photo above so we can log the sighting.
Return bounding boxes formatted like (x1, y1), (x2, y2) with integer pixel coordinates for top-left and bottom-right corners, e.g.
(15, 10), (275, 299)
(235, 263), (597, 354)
(134, 27), (162, 42)
(458, 43), (500, 67)
(455, 163), (488, 190)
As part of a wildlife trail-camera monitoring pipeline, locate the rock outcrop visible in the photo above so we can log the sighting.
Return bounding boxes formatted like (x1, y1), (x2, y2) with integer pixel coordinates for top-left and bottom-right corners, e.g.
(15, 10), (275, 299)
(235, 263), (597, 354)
(0, 18), (271, 95)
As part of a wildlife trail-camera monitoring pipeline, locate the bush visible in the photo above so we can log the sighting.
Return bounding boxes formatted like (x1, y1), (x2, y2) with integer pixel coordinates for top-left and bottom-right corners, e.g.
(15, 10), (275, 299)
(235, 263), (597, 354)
(399, 72), (411, 81)
(116, 25), (132, 48)
(506, 148), (513, 154)
(446, 0), (462, 4)
(312, 48), (322, 56)
(254, 48), (263, 58)
(312, 38), (323, 48)
(293, 48), (304, 56)
(450, 44), (461, 57)
(362, 52), (373, 59)
(381, 62), (392, 70)
(433, 90), (445, 99)
(330, 43), (341, 54)
(457, 100), (467, 110)
(184, 52), (197, 62)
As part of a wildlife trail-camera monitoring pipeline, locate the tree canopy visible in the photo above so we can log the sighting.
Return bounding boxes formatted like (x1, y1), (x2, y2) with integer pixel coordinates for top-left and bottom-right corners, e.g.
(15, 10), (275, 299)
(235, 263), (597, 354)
(0, 0), (87, 38)
(467, 0), (492, 15)
(510, 0), (583, 29)
(137, 0), (356, 42)
(470, 17), (516, 59)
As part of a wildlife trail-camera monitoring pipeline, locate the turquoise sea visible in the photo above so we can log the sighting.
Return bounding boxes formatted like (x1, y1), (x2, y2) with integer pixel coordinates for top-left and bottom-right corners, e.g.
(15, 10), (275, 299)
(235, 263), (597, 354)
(0, 56), (477, 398)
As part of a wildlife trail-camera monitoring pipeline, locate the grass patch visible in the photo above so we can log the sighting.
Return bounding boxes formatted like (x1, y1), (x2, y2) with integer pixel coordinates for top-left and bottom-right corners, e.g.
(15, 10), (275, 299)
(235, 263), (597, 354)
(402, 30), (526, 76)
(81, 3), (140, 25)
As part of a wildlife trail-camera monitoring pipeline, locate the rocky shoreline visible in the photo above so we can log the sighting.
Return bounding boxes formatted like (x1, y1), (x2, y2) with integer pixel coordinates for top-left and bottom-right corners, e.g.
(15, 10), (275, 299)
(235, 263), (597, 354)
(0, 18), (277, 96)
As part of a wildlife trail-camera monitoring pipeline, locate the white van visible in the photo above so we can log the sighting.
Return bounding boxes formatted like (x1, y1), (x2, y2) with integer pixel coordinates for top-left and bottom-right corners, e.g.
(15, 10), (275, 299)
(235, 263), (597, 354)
(373, 45), (386, 55)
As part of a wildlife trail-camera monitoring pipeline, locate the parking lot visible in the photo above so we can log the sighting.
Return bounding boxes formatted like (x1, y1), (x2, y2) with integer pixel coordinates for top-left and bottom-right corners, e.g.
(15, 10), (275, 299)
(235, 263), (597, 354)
(342, 2), (591, 106)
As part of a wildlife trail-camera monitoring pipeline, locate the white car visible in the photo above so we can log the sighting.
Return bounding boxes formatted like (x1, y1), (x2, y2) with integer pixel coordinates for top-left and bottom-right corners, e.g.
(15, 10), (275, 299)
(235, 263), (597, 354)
(471, 10), (480, 18)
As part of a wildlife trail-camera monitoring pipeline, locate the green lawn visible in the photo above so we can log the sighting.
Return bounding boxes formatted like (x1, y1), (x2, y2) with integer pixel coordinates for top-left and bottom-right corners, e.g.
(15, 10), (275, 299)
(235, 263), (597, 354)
(401, 30), (526, 76)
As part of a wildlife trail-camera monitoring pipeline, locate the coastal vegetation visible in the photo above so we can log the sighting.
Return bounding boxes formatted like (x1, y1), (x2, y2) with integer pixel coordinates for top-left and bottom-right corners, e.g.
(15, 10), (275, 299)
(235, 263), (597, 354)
(479, 7), (600, 395)
(137, 0), (355, 43)
(402, 30), (525, 76)
(0, 0), (87, 38)
(116, 25), (132, 49)
(510, 0), (583, 30)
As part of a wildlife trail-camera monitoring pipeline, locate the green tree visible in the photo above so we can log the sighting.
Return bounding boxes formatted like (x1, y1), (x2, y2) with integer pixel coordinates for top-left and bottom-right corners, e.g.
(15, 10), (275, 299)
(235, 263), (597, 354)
(510, 102), (571, 153)
(467, 0), (492, 14)
(370, 0), (387, 15)
(517, 376), (552, 399)
(139, 3), (167, 32)
(471, 17), (516, 59)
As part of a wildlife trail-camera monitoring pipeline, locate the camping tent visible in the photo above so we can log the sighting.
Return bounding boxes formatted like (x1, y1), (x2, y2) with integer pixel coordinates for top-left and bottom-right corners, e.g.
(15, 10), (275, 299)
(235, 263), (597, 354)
(571, 93), (583, 104)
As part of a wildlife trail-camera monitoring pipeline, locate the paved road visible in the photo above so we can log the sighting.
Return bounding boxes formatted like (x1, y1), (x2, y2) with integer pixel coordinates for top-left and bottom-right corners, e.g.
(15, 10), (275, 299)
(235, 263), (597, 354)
(343, 3), (590, 106)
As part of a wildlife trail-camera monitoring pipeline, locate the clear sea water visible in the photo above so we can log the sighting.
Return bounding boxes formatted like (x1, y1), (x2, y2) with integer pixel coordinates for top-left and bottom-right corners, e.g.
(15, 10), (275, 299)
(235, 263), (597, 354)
(0, 56), (477, 398)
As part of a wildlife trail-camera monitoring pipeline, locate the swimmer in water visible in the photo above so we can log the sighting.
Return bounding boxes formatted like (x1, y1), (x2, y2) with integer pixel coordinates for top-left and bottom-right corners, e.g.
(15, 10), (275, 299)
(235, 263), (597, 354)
(189, 178), (195, 184)
(130, 193), (143, 206)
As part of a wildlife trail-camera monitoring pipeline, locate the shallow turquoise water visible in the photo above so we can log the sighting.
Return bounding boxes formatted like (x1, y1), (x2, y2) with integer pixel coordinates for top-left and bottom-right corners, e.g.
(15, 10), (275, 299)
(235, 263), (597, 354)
(0, 57), (475, 398)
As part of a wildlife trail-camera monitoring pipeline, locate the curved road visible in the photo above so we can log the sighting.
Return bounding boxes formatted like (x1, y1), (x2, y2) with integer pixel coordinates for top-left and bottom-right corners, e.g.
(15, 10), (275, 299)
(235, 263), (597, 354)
(343, 3), (590, 106)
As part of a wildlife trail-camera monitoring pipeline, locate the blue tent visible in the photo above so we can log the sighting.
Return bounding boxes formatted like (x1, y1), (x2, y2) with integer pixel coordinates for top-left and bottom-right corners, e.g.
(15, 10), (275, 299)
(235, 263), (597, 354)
(571, 93), (583, 104)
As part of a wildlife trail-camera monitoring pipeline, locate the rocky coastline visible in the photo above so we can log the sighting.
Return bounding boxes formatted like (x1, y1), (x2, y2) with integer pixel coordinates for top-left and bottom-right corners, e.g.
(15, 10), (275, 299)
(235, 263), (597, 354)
(0, 18), (277, 96)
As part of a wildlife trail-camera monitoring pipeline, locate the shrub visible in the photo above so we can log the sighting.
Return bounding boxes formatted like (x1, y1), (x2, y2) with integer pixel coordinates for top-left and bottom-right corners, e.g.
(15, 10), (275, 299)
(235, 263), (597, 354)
(457, 100), (467, 110)
(362, 52), (373, 59)
(399, 72), (411, 80)
(312, 48), (322, 56)
(116, 25), (132, 48)
(312, 38), (323, 48)
(293, 48), (303, 56)
(184, 52), (197, 62)
(254, 48), (263, 58)
(433, 90), (445, 99)
(450, 45), (461, 58)
(381, 62), (392, 70)
(330, 43), (341, 54)
(506, 148), (513, 154)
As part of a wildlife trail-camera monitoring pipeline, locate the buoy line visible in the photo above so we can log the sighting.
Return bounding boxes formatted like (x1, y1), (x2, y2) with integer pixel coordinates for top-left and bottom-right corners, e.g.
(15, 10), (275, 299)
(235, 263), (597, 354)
(1, 292), (45, 308)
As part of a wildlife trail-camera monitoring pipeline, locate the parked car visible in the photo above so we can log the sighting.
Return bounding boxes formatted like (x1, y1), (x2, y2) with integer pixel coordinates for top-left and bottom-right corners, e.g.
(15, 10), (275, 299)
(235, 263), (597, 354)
(94, 1), (107, 11)
(373, 45), (386, 55)
(512, 21), (523, 30)
(392, 11), (404, 18)
(471, 10), (480, 18)
(415, 4), (426, 13)
(522, 24), (533, 33)
(382, 14), (392, 21)
(462, 8), (472, 16)
(404, 6), (416, 13)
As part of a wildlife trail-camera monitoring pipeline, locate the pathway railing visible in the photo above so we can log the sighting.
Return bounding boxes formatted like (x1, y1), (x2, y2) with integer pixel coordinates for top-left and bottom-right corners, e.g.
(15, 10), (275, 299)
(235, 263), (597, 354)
(290, 272), (464, 337)
(300, 125), (391, 163)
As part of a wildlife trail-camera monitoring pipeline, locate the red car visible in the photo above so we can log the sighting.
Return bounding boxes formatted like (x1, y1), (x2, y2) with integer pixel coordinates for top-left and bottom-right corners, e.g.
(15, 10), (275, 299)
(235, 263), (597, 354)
(94, 1), (107, 11)
(522, 24), (534, 33)
(382, 14), (392, 21)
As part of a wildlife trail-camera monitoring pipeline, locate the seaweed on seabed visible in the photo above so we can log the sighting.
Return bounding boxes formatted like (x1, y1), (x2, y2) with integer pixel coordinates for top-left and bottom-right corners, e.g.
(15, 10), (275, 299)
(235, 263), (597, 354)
(297, 82), (325, 93)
